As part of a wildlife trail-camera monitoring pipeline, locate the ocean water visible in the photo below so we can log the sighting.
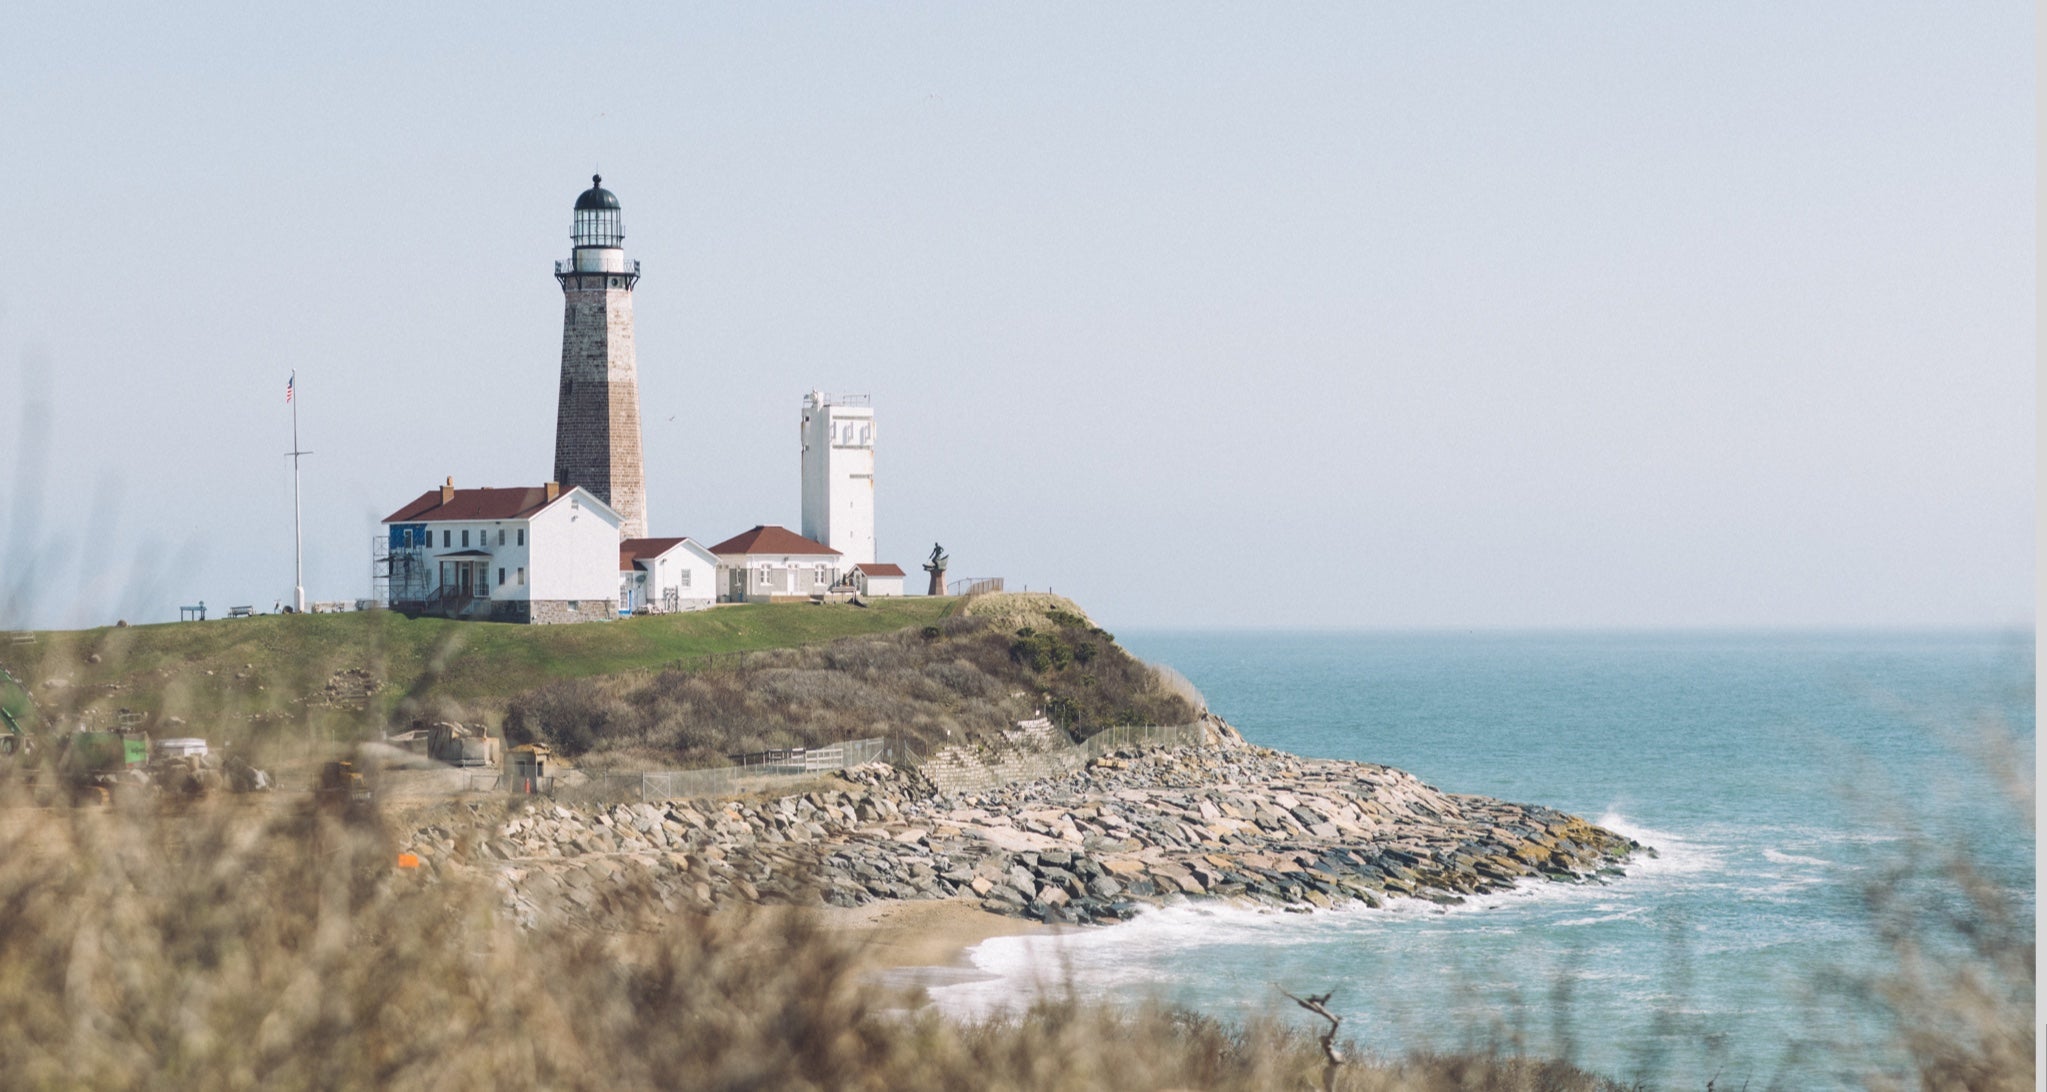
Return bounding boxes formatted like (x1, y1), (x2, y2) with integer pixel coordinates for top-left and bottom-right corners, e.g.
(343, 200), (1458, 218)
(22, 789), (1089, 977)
(929, 631), (2035, 1087)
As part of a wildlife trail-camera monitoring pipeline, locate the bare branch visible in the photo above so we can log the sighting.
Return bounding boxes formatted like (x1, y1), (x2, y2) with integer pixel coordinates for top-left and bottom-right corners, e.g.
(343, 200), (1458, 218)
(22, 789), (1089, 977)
(1278, 986), (1345, 1092)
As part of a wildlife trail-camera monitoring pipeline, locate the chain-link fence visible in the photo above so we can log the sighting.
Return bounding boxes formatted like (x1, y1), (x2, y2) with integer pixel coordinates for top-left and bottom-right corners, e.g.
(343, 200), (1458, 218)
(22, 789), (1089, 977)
(1076, 721), (1210, 758)
(488, 736), (909, 802)
(473, 724), (1205, 803)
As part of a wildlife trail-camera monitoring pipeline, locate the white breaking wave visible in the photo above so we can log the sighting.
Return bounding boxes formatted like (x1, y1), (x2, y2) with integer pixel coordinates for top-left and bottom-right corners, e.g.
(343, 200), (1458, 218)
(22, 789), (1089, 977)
(1761, 848), (1832, 867)
(1554, 907), (1648, 927)
(1594, 811), (1722, 877)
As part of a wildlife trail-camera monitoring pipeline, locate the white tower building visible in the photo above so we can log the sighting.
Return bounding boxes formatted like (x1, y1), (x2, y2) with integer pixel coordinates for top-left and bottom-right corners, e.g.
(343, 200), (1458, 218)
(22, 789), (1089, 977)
(799, 391), (875, 566)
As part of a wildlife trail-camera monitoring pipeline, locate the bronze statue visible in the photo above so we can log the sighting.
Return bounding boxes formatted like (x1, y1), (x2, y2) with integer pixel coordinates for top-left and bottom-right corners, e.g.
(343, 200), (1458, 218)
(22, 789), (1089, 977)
(922, 542), (948, 596)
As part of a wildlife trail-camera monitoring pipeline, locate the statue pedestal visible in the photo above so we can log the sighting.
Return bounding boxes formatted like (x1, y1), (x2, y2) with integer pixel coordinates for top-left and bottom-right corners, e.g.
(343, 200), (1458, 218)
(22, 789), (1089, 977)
(923, 565), (946, 596)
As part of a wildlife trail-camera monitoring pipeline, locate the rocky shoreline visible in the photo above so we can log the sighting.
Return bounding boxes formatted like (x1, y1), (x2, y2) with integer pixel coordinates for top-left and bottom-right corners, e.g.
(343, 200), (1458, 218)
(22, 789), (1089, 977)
(401, 738), (1648, 930)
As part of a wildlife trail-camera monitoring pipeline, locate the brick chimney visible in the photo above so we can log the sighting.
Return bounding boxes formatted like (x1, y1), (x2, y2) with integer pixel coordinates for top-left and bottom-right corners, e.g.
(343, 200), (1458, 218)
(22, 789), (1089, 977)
(545, 481), (561, 502)
(440, 476), (455, 505)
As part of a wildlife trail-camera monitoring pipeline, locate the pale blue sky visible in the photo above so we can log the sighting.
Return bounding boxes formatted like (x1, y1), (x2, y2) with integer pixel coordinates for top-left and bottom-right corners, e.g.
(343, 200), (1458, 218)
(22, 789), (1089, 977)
(0, 4), (2033, 630)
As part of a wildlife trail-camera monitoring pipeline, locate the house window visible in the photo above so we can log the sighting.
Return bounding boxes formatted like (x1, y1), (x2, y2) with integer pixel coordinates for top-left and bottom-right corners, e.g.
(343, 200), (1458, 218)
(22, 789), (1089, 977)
(498, 568), (506, 585)
(461, 529), (470, 548)
(759, 569), (771, 586)
(442, 530), (450, 548)
(517, 567), (525, 586)
(517, 529), (525, 546)
(497, 529), (505, 546)
(677, 569), (691, 588)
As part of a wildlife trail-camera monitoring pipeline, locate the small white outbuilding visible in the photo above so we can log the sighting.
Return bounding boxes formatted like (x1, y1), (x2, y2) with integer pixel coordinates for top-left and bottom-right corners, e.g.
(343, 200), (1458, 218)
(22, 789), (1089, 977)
(619, 537), (719, 614)
(851, 562), (907, 597)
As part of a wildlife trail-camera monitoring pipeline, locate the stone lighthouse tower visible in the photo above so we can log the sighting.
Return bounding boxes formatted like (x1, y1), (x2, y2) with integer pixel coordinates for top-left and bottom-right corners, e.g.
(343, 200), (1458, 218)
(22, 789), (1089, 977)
(553, 175), (647, 538)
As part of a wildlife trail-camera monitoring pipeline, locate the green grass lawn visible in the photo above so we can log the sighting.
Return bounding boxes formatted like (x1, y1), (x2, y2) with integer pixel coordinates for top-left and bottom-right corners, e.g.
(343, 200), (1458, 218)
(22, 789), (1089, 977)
(0, 599), (957, 741)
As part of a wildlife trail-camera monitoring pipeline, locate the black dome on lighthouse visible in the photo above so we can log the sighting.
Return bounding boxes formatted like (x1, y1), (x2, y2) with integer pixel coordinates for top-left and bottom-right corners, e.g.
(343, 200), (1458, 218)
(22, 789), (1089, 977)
(574, 174), (620, 210)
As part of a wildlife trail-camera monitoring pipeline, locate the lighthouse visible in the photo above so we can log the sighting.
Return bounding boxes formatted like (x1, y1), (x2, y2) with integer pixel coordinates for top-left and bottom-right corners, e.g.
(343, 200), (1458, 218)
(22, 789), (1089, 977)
(553, 175), (648, 539)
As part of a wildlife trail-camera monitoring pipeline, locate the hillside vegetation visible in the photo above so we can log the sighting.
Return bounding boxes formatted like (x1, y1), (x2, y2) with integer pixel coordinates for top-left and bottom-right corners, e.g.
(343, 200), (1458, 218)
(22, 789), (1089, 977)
(0, 599), (954, 745)
(504, 599), (1198, 767)
(0, 594), (1198, 768)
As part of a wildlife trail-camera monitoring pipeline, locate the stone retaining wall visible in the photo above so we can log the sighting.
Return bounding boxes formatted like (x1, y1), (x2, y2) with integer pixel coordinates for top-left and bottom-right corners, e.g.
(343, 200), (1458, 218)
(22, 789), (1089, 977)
(921, 719), (1212, 795)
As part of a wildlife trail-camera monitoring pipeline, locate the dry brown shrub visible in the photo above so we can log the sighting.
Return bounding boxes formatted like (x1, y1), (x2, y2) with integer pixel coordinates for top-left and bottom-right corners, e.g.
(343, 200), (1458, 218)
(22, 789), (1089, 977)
(501, 616), (1197, 766)
(0, 790), (1637, 1090)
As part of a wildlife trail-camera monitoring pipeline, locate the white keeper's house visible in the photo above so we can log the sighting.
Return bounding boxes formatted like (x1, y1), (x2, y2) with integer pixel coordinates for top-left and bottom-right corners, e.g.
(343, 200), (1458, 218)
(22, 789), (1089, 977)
(382, 478), (623, 623)
(709, 525), (844, 603)
(619, 537), (718, 614)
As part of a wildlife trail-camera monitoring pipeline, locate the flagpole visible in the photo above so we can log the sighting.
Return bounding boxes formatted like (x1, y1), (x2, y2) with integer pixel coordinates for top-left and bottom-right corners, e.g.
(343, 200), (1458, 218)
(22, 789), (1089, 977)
(288, 372), (309, 613)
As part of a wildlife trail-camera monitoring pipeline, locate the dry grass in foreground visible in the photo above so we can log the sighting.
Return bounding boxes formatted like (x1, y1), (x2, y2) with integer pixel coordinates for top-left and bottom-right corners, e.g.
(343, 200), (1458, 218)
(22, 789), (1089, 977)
(0, 725), (2031, 1092)
(0, 792), (1632, 1091)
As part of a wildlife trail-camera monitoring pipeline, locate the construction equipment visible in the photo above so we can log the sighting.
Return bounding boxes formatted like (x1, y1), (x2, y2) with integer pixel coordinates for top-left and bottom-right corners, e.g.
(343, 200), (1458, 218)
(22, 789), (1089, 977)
(55, 729), (153, 803)
(0, 661), (273, 803)
(317, 759), (370, 804)
(0, 664), (35, 757)
(151, 744), (225, 797)
(0, 661), (142, 800)
(426, 722), (500, 768)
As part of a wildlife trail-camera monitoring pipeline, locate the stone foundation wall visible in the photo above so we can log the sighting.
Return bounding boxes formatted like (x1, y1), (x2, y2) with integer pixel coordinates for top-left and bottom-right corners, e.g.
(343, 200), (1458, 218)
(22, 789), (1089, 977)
(524, 599), (616, 625)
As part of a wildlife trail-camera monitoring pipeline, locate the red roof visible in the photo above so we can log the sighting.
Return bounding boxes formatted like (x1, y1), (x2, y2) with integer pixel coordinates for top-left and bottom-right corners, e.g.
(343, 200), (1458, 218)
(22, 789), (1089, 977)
(620, 536), (692, 570)
(855, 562), (906, 577)
(383, 485), (562, 524)
(706, 525), (840, 557)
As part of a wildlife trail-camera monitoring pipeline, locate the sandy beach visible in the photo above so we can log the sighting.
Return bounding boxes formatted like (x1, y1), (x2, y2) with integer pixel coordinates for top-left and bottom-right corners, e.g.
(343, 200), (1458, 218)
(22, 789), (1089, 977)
(818, 895), (1047, 974)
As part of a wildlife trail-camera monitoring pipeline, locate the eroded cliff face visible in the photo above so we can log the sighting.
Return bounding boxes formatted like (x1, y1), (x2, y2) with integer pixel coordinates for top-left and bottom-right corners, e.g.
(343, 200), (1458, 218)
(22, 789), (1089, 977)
(403, 738), (1644, 931)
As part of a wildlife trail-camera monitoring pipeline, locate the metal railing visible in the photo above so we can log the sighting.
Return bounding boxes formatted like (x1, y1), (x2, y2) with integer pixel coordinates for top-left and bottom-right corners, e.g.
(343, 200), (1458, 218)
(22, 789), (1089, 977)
(802, 392), (871, 408)
(947, 576), (1005, 596)
(554, 258), (641, 277)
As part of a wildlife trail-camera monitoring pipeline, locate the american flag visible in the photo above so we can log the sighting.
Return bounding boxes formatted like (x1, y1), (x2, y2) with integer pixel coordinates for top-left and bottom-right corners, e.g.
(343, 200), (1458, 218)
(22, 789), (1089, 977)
(285, 373), (294, 404)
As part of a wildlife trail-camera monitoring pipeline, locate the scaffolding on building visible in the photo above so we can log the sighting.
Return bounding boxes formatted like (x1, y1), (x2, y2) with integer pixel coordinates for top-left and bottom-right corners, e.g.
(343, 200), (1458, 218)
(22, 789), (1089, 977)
(371, 533), (434, 611)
